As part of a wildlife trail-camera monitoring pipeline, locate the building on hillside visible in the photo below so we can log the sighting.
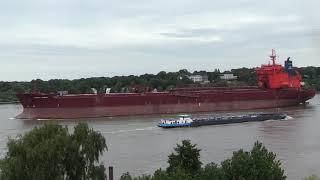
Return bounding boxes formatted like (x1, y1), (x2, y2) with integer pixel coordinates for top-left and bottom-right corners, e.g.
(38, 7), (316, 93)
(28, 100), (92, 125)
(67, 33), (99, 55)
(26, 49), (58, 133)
(220, 73), (237, 80)
(58, 91), (68, 96)
(188, 75), (210, 83)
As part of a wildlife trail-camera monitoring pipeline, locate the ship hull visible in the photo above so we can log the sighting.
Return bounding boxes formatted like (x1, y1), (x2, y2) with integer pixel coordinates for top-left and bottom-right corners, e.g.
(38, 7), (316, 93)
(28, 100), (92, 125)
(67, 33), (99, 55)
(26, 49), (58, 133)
(16, 96), (311, 119)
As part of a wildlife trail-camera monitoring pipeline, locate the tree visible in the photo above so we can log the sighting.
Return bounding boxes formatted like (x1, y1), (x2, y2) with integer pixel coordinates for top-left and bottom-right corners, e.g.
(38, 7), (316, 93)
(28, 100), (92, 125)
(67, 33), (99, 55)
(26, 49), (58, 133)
(178, 69), (191, 76)
(303, 175), (320, 180)
(194, 163), (225, 180)
(167, 140), (202, 176)
(0, 123), (107, 180)
(221, 141), (286, 180)
(120, 172), (133, 180)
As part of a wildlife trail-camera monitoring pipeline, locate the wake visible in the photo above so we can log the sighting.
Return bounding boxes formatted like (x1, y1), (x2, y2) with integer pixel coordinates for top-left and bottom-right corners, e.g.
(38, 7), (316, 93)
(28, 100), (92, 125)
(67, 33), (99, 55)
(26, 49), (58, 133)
(102, 126), (156, 134)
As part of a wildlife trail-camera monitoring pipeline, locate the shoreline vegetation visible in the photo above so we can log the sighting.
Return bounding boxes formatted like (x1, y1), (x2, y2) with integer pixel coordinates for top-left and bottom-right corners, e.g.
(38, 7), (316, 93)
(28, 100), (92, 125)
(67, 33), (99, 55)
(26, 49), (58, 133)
(0, 123), (318, 180)
(0, 101), (19, 104)
(0, 66), (319, 103)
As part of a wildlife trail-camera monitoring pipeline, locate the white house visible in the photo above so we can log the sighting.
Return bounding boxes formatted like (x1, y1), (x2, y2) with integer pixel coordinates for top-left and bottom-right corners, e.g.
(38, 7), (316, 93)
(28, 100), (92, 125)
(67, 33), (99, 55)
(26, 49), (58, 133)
(188, 75), (209, 83)
(220, 74), (237, 80)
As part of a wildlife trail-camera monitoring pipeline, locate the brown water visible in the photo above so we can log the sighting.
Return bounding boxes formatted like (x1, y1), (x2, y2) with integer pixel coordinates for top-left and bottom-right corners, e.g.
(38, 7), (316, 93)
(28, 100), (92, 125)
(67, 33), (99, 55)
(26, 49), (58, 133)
(0, 95), (319, 179)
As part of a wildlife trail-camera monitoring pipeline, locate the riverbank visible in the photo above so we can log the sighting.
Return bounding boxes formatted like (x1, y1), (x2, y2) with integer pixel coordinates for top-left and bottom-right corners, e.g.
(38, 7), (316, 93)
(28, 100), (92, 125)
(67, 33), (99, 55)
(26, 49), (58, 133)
(0, 101), (19, 104)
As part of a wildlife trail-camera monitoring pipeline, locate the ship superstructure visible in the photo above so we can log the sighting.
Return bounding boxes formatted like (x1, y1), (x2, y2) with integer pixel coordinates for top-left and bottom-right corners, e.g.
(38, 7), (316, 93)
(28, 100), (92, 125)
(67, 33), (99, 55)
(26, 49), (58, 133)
(256, 49), (302, 89)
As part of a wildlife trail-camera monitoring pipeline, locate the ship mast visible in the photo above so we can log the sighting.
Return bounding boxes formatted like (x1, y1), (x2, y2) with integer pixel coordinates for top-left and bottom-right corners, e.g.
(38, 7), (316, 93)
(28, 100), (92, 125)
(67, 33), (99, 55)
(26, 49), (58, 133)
(269, 49), (276, 65)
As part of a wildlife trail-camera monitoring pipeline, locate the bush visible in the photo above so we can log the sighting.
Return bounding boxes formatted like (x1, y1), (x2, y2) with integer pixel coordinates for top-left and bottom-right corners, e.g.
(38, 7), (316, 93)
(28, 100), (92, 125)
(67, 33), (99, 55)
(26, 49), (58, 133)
(194, 163), (225, 180)
(0, 123), (107, 180)
(221, 141), (286, 180)
(303, 175), (320, 180)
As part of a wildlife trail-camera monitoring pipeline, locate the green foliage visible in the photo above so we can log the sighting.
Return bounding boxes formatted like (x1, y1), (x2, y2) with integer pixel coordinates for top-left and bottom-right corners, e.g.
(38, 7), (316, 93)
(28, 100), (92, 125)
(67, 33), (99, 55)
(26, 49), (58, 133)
(120, 172), (154, 180)
(165, 168), (193, 180)
(231, 67), (257, 86)
(120, 169), (193, 180)
(299, 66), (320, 90)
(152, 169), (170, 180)
(303, 175), (320, 180)
(194, 163), (225, 180)
(124, 140), (286, 180)
(120, 172), (134, 180)
(221, 141), (286, 180)
(0, 123), (107, 180)
(207, 69), (221, 82)
(167, 140), (202, 176)
(0, 81), (29, 102)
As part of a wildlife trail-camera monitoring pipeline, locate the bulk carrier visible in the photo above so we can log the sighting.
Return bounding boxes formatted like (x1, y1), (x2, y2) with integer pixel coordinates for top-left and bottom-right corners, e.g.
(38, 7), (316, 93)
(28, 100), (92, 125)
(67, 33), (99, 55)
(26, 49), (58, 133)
(16, 50), (316, 119)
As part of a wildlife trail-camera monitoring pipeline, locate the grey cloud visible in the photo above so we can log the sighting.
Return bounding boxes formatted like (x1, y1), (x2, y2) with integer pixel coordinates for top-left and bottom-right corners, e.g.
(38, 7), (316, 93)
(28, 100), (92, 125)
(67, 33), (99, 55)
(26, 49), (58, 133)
(160, 28), (221, 39)
(0, 0), (319, 81)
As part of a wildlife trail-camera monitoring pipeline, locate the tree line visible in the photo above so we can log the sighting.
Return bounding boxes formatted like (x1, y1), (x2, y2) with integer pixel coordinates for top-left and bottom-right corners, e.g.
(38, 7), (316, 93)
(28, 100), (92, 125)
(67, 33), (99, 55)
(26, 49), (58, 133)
(0, 66), (319, 102)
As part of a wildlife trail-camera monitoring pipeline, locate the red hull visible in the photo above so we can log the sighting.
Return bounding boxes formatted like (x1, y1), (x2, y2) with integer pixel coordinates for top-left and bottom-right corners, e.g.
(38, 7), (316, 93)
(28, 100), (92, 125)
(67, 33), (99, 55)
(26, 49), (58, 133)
(16, 88), (316, 119)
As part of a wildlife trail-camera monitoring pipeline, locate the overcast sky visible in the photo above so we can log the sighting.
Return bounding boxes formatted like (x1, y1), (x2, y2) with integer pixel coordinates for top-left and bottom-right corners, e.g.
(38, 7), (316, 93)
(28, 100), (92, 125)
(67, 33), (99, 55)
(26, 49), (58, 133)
(0, 0), (319, 81)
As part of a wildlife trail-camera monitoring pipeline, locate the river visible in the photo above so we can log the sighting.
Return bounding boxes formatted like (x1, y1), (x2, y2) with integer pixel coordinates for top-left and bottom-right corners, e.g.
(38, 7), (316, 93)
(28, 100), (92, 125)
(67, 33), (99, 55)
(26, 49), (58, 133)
(0, 95), (319, 179)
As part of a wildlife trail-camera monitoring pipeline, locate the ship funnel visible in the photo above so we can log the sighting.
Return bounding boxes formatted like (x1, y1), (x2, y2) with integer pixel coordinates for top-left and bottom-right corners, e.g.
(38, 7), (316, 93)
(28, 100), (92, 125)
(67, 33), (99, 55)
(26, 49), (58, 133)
(285, 57), (295, 75)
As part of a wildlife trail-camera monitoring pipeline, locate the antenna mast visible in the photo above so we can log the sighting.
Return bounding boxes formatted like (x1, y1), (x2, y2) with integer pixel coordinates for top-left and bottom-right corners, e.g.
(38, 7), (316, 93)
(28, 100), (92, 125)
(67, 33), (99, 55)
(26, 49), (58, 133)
(269, 49), (276, 65)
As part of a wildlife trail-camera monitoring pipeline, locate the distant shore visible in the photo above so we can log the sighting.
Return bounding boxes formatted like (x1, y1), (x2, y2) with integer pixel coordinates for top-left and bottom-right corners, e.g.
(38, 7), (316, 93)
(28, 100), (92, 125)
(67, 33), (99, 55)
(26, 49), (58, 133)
(0, 101), (19, 104)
